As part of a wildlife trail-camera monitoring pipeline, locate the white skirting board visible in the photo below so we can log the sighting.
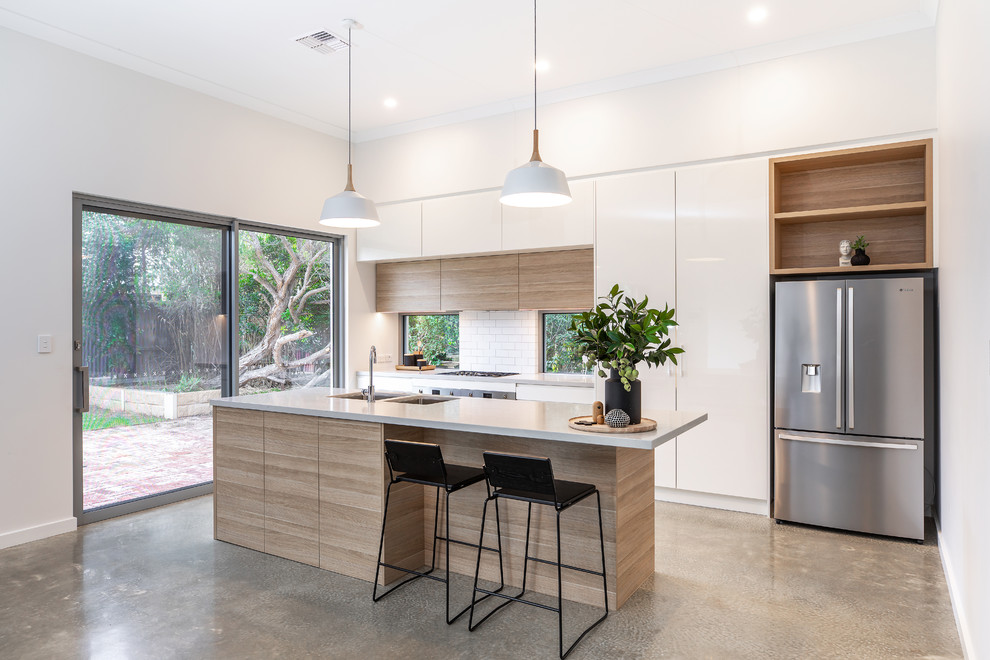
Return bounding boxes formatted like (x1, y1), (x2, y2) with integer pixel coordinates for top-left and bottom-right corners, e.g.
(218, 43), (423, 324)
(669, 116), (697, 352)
(0, 517), (77, 550)
(655, 487), (769, 516)
(936, 518), (976, 659)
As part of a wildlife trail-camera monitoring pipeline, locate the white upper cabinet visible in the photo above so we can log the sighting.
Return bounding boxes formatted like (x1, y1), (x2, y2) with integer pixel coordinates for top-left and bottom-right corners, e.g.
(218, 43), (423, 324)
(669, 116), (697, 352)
(422, 190), (502, 257)
(501, 179), (595, 251)
(356, 201), (422, 262)
(673, 158), (770, 501)
(595, 169), (678, 489)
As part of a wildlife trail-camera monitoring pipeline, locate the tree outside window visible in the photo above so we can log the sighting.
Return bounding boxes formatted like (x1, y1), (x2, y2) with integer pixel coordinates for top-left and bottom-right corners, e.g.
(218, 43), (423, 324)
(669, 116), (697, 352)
(543, 313), (590, 374)
(404, 315), (459, 368)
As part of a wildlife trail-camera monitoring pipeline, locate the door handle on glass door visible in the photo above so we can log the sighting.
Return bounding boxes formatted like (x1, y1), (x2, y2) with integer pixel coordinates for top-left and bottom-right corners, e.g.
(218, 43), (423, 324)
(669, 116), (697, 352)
(75, 365), (89, 413)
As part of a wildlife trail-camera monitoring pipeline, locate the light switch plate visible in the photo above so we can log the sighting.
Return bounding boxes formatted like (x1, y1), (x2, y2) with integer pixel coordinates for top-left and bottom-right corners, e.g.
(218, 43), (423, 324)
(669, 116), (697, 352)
(38, 334), (52, 353)
(379, 353), (394, 363)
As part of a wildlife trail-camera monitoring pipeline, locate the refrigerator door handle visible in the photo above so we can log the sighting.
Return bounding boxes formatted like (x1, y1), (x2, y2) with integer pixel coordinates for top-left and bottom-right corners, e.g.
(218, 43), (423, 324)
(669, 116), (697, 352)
(836, 287), (842, 429)
(847, 286), (855, 429)
(778, 433), (918, 450)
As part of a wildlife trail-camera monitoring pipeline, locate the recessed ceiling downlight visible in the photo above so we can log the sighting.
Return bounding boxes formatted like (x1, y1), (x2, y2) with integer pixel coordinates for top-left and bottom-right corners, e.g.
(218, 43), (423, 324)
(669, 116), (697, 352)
(747, 6), (768, 23)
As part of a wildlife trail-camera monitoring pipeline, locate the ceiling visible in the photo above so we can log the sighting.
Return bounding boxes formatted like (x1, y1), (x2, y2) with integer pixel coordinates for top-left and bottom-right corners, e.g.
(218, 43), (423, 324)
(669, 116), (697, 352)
(0, 1), (936, 142)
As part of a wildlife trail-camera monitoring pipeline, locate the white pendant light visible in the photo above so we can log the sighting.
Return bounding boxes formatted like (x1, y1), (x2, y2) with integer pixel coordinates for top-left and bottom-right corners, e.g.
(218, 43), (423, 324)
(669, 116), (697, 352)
(500, 0), (571, 208)
(320, 19), (380, 228)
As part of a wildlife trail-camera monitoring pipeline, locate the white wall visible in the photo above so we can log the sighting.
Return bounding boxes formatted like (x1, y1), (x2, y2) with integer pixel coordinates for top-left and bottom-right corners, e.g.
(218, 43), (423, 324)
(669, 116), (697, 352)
(0, 27), (358, 547)
(356, 30), (936, 203)
(934, 1), (990, 656)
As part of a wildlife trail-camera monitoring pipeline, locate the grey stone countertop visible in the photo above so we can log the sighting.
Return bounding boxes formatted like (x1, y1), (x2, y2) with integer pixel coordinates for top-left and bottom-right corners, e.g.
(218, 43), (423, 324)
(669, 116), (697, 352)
(356, 369), (595, 388)
(212, 387), (706, 451)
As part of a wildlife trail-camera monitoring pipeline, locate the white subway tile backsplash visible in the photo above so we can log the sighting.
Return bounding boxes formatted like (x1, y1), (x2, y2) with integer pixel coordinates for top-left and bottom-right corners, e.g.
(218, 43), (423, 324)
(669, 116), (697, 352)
(459, 310), (540, 372)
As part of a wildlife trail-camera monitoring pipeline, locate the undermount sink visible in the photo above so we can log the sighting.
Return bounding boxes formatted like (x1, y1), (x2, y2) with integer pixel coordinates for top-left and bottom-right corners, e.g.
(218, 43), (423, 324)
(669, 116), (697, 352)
(384, 395), (456, 406)
(329, 391), (407, 401)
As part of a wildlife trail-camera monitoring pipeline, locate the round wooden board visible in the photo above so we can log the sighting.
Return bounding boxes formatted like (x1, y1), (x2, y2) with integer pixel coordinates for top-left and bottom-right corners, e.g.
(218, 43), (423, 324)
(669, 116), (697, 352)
(568, 416), (657, 434)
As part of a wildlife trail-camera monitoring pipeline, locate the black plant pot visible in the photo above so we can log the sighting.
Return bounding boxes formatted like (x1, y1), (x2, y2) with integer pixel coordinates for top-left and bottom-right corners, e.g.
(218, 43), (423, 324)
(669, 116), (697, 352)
(851, 248), (871, 266)
(604, 368), (642, 424)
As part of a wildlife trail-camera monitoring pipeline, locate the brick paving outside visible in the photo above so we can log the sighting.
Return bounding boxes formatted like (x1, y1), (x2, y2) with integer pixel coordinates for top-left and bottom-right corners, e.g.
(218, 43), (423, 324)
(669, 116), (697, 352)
(83, 414), (213, 510)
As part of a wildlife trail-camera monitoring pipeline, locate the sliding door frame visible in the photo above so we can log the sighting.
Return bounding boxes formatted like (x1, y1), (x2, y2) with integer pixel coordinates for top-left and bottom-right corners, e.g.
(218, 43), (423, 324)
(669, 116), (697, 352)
(72, 193), (344, 524)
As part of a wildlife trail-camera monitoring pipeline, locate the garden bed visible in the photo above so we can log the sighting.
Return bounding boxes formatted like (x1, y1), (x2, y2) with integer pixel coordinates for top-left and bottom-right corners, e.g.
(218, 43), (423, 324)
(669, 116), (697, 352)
(90, 386), (221, 420)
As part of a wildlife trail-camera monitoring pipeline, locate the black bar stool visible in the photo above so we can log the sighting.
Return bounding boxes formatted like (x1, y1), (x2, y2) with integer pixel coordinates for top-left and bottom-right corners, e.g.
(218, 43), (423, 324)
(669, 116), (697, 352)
(373, 439), (505, 624)
(468, 451), (608, 659)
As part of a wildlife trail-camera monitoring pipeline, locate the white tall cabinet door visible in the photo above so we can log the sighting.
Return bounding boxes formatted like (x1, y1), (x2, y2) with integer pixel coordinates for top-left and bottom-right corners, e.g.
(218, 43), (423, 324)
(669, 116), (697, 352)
(422, 191), (502, 256)
(674, 159), (769, 500)
(595, 170), (678, 488)
(502, 179), (595, 251)
(356, 201), (422, 262)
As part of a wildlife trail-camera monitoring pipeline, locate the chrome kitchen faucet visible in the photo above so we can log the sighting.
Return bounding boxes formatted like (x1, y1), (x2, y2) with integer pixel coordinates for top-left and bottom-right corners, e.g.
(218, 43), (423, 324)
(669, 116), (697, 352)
(364, 345), (377, 403)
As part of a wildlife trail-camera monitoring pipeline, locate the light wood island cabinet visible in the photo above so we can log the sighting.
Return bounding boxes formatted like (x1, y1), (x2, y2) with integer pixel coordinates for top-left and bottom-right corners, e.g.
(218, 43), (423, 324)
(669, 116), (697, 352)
(263, 413), (319, 566)
(212, 393), (708, 610)
(214, 407), (265, 552)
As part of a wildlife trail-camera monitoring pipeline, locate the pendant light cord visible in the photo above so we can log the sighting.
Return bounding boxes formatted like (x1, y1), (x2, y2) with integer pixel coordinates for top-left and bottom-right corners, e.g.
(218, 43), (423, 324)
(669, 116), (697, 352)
(533, 0), (537, 132)
(348, 27), (352, 167)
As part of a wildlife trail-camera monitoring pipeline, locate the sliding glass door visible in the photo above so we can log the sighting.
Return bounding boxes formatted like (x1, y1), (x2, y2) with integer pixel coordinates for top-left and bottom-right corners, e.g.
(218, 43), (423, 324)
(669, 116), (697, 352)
(237, 229), (336, 391)
(73, 197), (344, 524)
(74, 206), (228, 522)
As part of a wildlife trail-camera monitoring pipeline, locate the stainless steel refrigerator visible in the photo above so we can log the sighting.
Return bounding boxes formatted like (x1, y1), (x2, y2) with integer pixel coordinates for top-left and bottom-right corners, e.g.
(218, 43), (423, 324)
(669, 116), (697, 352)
(773, 275), (934, 541)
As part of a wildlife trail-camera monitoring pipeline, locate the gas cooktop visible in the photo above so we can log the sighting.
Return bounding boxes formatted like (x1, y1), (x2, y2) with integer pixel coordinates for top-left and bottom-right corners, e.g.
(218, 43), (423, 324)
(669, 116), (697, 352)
(440, 371), (519, 378)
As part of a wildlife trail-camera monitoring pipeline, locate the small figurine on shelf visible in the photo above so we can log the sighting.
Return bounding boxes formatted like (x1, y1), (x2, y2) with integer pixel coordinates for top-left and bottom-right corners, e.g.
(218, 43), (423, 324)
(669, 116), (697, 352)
(838, 239), (853, 267)
(851, 235), (871, 266)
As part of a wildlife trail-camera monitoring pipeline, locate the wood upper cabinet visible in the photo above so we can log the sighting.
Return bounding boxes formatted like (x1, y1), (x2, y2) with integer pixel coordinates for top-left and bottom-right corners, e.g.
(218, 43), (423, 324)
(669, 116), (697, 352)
(502, 179), (595, 251)
(357, 201), (422, 262)
(440, 254), (519, 311)
(769, 139), (933, 274)
(376, 260), (441, 312)
(518, 249), (594, 310)
(422, 190), (502, 256)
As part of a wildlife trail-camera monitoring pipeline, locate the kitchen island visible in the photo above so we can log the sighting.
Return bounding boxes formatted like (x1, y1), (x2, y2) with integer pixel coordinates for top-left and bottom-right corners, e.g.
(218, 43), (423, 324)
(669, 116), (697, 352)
(211, 389), (706, 609)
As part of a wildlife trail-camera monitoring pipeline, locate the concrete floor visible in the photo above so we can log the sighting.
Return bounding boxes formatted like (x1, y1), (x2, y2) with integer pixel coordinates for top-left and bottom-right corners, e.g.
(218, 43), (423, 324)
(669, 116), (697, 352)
(0, 496), (961, 659)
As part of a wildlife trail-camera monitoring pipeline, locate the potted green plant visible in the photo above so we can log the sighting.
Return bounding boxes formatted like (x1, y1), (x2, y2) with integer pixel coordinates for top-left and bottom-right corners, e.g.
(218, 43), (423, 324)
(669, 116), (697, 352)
(569, 284), (683, 424)
(851, 235), (871, 266)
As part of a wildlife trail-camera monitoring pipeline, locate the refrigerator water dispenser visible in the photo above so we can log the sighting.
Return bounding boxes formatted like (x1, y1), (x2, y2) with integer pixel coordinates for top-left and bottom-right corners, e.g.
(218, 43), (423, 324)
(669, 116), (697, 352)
(801, 364), (821, 393)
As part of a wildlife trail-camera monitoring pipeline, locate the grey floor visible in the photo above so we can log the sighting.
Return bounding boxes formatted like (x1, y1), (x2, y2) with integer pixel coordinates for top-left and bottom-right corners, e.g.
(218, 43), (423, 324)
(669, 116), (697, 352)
(0, 496), (961, 659)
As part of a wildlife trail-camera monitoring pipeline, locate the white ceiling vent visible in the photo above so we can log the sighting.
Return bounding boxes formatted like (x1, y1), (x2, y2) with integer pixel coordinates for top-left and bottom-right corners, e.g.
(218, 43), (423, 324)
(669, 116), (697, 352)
(294, 30), (349, 55)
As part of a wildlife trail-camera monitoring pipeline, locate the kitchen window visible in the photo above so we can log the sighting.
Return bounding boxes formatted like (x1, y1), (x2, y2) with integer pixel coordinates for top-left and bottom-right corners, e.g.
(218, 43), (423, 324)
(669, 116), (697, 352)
(402, 314), (460, 368)
(542, 312), (590, 374)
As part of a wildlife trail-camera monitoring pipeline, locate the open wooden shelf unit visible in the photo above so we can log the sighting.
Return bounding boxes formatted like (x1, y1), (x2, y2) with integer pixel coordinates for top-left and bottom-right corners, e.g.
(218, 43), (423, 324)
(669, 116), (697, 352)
(769, 139), (933, 274)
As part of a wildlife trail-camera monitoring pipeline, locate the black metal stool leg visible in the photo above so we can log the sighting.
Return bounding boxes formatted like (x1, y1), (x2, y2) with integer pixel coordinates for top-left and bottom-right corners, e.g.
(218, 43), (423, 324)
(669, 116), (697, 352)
(558, 491), (610, 659)
(468, 497), (491, 630)
(521, 501), (533, 595)
(430, 485), (441, 571)
(444, 489), (455, 624)
(598, 491), (608, 616)
(493, 496), (505, 589)
(557, 508), (564, 659)
(373, 481), (437, 602)
(372, 481), (393, 602)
